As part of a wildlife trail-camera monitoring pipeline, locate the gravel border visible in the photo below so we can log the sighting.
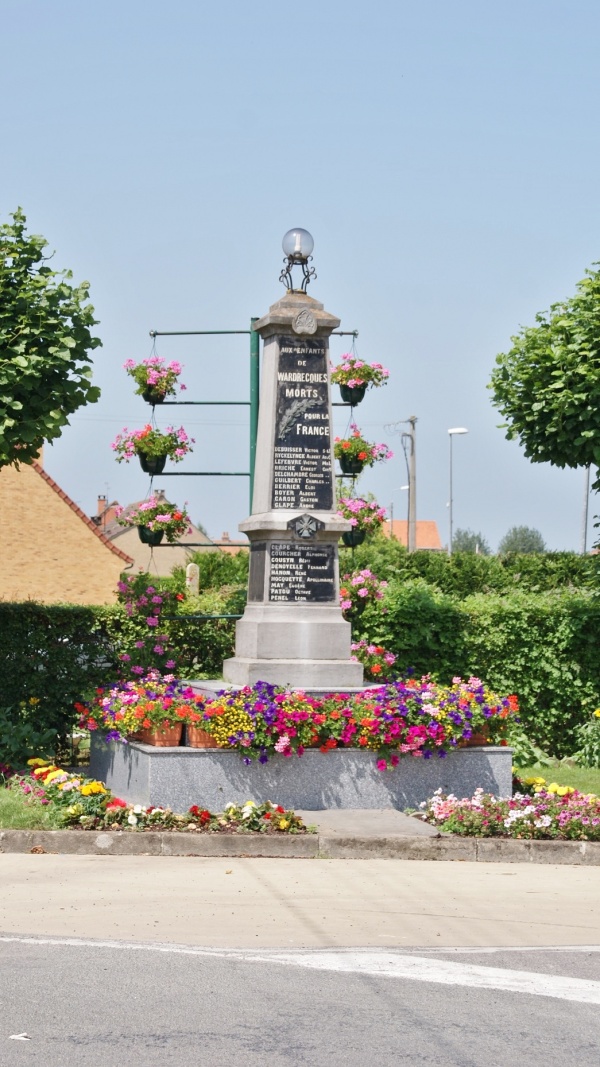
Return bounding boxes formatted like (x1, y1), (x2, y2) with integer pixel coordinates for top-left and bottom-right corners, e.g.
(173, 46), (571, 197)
(1, 829), (599, 863)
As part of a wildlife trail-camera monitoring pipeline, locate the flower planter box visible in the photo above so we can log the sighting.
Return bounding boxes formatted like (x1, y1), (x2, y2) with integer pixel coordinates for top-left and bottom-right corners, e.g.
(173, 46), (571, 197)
(90, 734), (512, 812)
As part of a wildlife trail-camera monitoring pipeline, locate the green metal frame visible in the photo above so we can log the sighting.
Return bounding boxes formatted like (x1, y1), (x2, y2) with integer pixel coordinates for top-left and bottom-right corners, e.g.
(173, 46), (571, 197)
(149, 322), (259, 510)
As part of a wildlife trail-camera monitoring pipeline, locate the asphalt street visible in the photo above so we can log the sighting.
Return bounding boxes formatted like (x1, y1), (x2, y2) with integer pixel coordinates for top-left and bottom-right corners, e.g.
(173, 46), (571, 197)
(0, 939), (599, 1067)
(1, 855), (599, 1065)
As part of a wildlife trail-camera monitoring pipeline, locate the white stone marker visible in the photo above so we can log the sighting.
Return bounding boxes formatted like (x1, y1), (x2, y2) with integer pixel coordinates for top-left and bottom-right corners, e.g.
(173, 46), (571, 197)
(223, 290), (363, 689)
(185, 562), (199, 597)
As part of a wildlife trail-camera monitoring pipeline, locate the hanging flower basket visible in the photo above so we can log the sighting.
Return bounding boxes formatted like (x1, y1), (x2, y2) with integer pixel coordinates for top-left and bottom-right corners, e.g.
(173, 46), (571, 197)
(111, 425), (194, 467)
(337, 497), (387, 544)
(137, 526), (165, 547)
(124, 356), (186, 401)
(339, 383), (367, 406)
(116, 495), (192, 544)
(339, 453), (365, 475)
(335, 425), (393, 476)
(139, 453), (167, 475)
(330, 356), (390, 402)
(342, 529), (366, 547)
(142, 388), (165, 405)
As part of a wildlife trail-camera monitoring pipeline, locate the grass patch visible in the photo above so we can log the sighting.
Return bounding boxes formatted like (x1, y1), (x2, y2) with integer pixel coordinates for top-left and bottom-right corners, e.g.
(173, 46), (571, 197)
(0, 787), (63, 830)
(519, 761), (600, 795)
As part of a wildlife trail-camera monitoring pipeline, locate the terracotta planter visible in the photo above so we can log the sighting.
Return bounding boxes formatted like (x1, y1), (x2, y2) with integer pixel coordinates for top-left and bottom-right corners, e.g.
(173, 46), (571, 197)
(342, 528), (366, 548)
(339, 383), (367, 406)
(137, 525), (165, 546)
(461, 730), (489, 747)
(186, 725), (220, 749)
(339, 453), (366, 476)
(138, 453), (167, 476)
(139, 723), (183, 747)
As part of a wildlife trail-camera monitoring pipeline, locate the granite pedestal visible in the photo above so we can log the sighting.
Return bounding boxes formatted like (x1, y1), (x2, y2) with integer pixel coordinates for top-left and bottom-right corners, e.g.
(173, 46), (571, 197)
(90, 735), (513, 811)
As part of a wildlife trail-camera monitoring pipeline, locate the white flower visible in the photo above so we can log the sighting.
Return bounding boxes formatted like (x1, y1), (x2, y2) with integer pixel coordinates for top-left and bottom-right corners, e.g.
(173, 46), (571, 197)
(133, 805), (143, 814)
(128, 814), (138, 826)
(534, 815), (552, 828)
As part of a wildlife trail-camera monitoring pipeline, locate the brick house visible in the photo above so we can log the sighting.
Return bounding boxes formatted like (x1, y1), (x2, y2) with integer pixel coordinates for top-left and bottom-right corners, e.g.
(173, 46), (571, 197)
(0, 460), (133, 604)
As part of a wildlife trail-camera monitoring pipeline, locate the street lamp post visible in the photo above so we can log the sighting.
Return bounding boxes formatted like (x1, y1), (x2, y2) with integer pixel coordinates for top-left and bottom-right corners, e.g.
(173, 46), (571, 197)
(385, 416), (417, 551)
(448, 427), (468, 555)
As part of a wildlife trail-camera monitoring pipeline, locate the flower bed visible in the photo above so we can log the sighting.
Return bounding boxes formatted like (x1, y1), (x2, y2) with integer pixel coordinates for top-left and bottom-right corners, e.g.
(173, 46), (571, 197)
(84, 675), (516, 772)
(4, 760), (309, 834)
(420, 785), (600, 840)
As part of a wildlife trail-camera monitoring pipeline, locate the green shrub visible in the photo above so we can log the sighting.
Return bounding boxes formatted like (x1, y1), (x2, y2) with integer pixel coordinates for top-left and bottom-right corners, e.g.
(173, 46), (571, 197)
(355, 584), (600, 758)
(342, 535), (599, 596)
(0, 603), (118, 750)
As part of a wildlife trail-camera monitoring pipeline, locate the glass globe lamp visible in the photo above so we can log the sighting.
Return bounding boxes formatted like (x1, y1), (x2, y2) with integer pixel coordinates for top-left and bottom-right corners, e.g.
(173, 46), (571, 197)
(282, 228), (314, 263)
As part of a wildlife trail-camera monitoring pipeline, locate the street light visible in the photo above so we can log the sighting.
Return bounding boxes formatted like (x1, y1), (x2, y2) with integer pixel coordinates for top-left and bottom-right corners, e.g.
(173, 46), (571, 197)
(279, 228), (316, 292)
(448, 427), (468, 555)
(385, 416), (417, 551)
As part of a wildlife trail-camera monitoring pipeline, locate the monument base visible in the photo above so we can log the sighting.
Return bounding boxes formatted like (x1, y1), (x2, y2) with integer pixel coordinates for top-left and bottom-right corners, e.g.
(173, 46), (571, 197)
(222, 656), (364, 688)
(90, 736), (513, 811)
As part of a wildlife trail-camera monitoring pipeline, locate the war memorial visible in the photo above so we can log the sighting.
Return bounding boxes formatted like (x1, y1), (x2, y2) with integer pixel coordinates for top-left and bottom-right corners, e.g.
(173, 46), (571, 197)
(91, 230), (512, 809)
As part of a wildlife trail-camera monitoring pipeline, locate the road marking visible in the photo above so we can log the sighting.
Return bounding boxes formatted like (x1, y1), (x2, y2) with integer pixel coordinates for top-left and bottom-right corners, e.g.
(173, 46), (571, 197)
(1, 936), (600, 1004)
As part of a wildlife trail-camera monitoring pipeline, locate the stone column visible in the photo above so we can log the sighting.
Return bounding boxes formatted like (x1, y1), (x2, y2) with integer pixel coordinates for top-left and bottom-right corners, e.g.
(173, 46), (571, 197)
(222, 291), (363, 689)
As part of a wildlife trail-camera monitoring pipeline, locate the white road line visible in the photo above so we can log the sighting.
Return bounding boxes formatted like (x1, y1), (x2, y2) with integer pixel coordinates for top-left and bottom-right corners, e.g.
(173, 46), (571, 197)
(1, 936), (600, 1004)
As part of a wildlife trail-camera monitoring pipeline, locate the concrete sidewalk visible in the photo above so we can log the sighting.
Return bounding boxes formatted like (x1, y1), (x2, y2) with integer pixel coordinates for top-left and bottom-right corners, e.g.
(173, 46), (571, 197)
(1, 852), (599, 949)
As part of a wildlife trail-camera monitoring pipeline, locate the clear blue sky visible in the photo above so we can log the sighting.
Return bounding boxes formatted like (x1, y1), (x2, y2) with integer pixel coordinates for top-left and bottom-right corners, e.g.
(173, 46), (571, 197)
(3, 0), (599, 549)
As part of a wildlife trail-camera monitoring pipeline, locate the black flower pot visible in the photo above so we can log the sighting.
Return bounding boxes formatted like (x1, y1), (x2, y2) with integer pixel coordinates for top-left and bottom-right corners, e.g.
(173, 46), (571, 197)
(342, 598), (367, 621)
(141, 388), (166, 405)
(339, 453), (366, 476)
(339, 383), (367, 406)
(138, 526), (165, 546)
(342, 529), (366, 548)
(138, 453), (167, 475)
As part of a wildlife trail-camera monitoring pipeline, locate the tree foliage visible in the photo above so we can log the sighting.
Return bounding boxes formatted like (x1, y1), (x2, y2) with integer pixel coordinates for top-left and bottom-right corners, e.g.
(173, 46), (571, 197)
(0, 208), (101, 467)
(489, 266), (600, 494)
(452, 528), (491, 555)
(498, 526), (546, 554)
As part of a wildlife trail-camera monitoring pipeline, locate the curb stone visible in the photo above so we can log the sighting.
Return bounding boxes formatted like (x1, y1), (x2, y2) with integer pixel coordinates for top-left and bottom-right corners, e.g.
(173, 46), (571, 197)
(1, 829), (600, 863)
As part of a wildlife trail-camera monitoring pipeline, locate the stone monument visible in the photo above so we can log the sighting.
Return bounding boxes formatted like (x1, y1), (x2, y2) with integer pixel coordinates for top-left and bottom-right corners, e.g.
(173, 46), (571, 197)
(222, 229), (363, 689)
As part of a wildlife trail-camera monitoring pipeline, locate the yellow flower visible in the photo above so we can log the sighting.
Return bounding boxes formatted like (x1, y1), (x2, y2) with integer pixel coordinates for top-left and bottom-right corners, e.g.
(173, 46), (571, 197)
(278, 819), (289, 830)
(80, 781), (107, 796)
(594, 709), (600, 718)
(524, 776), (546, 786)
(27, 758), (50, 767)
(43, 771), (64, 784)
(28, 697), (41, 706)
(547, 783), (575, 796)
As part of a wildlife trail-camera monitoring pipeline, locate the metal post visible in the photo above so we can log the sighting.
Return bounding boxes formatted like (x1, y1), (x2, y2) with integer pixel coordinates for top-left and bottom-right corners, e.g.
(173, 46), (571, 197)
(407, 416), (417, 553)
(448, 433), (453, 556)
(581, 464), (591, 554)
(249, 318), (260, 511)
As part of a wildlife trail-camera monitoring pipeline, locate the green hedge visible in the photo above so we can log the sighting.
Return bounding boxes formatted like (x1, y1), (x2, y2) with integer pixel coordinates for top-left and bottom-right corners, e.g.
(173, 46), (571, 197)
(0, 603), (119, 746)
(342, 537), (600, 597)
(357, 581), (600, 757)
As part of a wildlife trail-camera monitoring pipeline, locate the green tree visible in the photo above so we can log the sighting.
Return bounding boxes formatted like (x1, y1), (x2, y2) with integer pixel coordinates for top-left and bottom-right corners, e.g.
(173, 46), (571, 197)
(489, 266), (600, 495)
(452, 528), (491, 554)
(0, 208), (101, 467)
(498, 526), (546, 554)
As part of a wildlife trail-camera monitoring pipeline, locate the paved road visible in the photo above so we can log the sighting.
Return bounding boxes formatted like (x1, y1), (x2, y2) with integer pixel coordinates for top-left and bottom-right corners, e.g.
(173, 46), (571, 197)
(0, 938), (599, 1066)
(1, 855), (599, 1065)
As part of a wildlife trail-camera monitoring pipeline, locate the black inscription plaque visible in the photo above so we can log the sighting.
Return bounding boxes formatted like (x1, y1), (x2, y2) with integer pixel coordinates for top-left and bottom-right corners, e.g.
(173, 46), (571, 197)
(269, 542), (336, 603)
(248, 542), (267, 601)
(272, 335), (333, 511)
